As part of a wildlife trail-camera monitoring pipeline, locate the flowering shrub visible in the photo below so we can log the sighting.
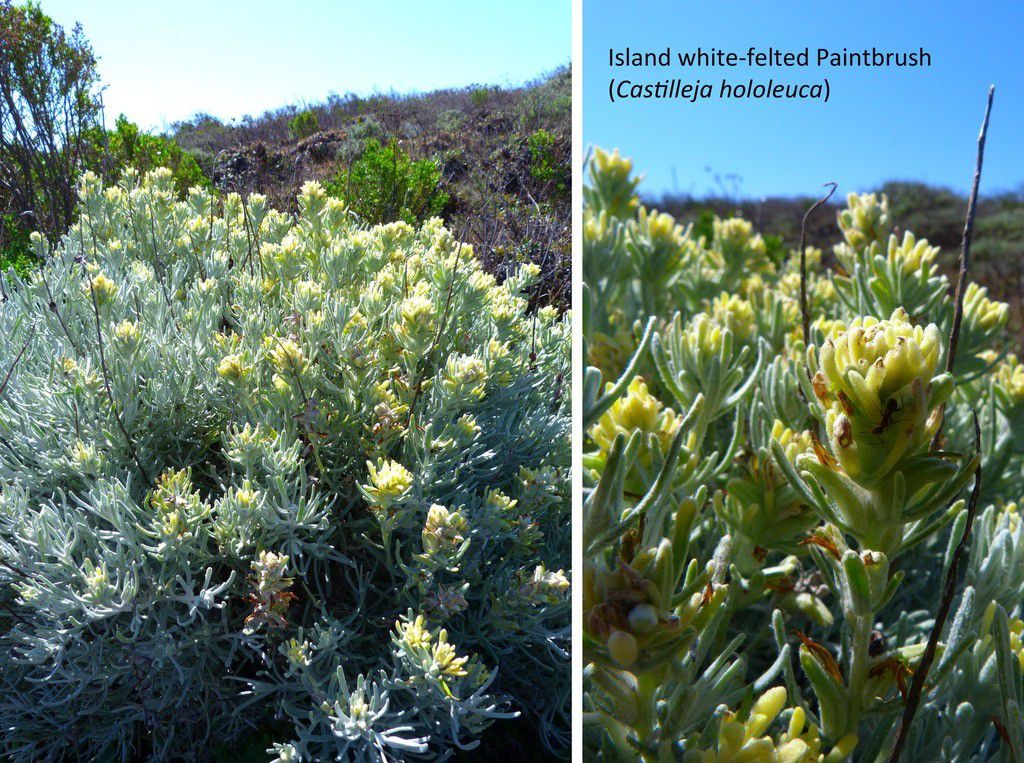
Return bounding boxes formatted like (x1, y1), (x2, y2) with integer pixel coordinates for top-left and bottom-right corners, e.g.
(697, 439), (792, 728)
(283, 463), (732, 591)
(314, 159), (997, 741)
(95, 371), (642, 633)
(0, 169), (569, 760)
(583, 148), (1023, 760)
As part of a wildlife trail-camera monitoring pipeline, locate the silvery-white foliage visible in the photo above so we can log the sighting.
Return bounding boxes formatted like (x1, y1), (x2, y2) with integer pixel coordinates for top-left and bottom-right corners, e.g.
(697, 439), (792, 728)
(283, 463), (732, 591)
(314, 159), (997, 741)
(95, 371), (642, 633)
(0, 169), (569, 760)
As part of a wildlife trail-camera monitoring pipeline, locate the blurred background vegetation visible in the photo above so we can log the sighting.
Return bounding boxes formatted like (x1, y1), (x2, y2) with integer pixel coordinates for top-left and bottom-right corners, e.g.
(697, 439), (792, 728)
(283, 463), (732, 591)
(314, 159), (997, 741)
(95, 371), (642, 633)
(651, 182), (1024, 338)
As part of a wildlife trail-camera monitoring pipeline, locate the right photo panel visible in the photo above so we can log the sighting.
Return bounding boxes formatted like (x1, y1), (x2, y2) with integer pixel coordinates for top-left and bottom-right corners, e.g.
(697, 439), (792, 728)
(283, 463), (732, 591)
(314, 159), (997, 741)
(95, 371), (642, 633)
(581, 1), (1024, 760)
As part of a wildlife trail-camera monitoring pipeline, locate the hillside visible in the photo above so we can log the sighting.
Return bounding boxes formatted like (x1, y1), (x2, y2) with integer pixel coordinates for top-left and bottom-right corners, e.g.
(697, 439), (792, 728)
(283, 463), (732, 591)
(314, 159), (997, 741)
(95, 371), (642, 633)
(650, 183), (1024, 337)
(170, 68), (571, 309)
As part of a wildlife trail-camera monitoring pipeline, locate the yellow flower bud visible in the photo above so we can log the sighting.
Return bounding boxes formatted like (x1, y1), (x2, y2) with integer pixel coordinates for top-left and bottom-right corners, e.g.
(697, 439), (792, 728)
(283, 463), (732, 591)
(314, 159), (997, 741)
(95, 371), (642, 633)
(113, 320), (140, 342)
(217, 353), (248, 381)
(362, 458), (413, 513)
(837, 192), (890, 252)
(84, 273), (118, 304)
(815, 309), (947, 485)
(607, 630), (638, 668)
(269, 339), (305, 371)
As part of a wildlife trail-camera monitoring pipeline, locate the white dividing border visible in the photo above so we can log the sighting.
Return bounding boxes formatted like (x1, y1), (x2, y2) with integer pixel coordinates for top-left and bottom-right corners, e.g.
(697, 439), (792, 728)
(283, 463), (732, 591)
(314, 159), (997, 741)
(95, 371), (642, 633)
(571, 0), (583, 759)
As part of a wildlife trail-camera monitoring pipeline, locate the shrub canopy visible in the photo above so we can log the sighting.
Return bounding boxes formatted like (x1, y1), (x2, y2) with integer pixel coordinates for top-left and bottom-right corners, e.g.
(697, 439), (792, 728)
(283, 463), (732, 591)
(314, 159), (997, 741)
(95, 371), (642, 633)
(0, 170), (569, 760)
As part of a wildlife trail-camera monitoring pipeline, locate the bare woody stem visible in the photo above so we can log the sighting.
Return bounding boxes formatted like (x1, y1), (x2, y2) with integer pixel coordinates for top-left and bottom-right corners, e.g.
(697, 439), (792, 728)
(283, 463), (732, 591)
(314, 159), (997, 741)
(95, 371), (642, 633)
(890, 87), (996, 760)
(0, 326), (35, 398)
(946, 86), (995, 374)
(888, 415), (983, 763)
(799, 182), (837, 346)
(86, 274), (153, 488)
(933, 85), (995, 448)
(83, 216), (154, 488)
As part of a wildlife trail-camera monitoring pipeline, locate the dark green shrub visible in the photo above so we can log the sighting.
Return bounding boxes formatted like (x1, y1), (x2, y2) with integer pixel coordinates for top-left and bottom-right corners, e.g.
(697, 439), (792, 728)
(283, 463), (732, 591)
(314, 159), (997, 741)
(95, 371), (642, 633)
(0, 0), (101, 239)
(469, 87), (491, 109)
(527, 129), (567, 196)
(0, 213), (34, 276)
(288, 109), (319, 140)
(974, 208), (1024, 263)
(326, 138), (448, 226)
(90, 115), (210, 197)
(692, 208), (716, 242)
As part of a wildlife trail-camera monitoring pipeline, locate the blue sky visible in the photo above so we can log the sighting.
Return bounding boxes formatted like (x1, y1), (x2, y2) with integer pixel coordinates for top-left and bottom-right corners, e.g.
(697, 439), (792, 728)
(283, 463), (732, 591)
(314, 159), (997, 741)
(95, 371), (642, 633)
(584, 0), (1024, 198)
(39, 0), (570, 131)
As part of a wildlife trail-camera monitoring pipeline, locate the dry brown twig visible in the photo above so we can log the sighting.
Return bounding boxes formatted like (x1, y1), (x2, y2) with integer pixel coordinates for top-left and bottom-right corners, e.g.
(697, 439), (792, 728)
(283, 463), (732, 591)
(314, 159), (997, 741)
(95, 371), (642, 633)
(0, 325), (35, 398)
(81, 220), (154, 487)
(889, 85), (996, 762)
(799, 181), (837, 346)
(888, 415), (983, 762)
(933, 85), (996, 449)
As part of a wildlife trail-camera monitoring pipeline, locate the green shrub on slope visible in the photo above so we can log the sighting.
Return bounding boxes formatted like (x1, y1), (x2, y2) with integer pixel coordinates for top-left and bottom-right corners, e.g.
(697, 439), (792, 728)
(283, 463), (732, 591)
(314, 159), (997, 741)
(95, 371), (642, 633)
(327, 138), (449, 227)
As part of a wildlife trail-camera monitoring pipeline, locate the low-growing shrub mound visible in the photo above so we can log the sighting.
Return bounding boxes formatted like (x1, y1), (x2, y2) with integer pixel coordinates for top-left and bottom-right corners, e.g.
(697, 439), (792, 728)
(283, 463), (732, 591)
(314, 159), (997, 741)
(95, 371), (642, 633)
(0, 169), (569, 760)
(324, 138), (448, 227)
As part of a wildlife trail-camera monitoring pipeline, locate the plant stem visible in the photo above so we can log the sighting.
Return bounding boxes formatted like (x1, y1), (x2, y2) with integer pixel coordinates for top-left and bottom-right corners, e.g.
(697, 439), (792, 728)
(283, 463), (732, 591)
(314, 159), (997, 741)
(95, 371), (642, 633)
(846, 612), (873, 733)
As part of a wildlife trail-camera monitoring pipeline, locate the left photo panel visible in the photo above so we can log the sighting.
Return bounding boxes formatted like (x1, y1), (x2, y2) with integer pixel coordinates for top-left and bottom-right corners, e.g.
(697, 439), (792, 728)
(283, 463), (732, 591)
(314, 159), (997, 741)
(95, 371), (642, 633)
(0, 1), (571, 760)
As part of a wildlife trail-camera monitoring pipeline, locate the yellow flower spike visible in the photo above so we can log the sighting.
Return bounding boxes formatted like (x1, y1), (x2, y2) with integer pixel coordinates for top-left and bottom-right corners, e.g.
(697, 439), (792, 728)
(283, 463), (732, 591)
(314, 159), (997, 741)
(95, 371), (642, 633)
(689, 687), (831, 762)
(741, 274), (768, 299)
(400, 293), (435, 324)
(486, 489), (517, 512)
(711, 292), (756, 341)
(456, 414), (480, 438)
(837, 192), (890, 252)
(715, 217), (757, 252)
(395, 290), (436, 353)
(644, 208), (688, 250)
(442, 354), (488, 401)
(687, 313), (728, 363)
(963, 282), (1008, 333)
(811, 308), (950, 490)
(592, 147), (634, 186)
(269, 373), (292, 393)
(269, 339), (305, 372)
(713, 216), (773, 280)
(887, 232), (939, 276)
(398, 614), (432, 650)
(994, 355), (1024, 410)
(361, 458), (413, 513)
(589, 147), (641, 218)
(421, 504), (468, 556)
(294, 280), (322, 301)
(432, 630), (469, 677)
(113, 321), (140, 342)
(772, 420), (815, 465)
(217, 354), (248, 381)
(819, 309), (940, 405)
(83, 272), (118, 304)
(343, 311), (367, 334)
(589, 377), (679, 457)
